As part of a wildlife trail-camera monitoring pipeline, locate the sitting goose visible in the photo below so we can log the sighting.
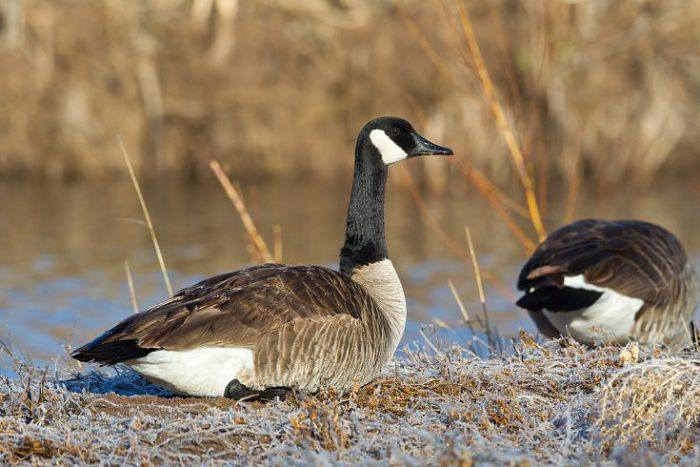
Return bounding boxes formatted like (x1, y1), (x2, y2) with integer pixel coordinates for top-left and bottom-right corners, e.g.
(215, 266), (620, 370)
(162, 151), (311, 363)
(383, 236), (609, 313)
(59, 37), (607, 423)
(516, 219), (698, 347)
(71, 116), (453, 399)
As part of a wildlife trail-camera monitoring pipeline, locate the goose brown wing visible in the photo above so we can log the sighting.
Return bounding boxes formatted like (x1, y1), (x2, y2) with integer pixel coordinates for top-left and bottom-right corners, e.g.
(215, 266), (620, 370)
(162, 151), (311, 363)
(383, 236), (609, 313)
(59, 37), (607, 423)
(517, 219), (687, 308)
(71, 263), (370, 365)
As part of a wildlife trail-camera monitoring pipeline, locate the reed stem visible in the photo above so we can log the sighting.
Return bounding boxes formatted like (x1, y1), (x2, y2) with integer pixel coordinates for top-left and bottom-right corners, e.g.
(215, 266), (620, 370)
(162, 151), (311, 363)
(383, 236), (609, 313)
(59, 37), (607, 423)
(465, 225), (496, 350)
(124, 260), (140, 314)
(118, 136), (173, 297)
(455, 0), (547, 241)
(210, 160), (273, 263)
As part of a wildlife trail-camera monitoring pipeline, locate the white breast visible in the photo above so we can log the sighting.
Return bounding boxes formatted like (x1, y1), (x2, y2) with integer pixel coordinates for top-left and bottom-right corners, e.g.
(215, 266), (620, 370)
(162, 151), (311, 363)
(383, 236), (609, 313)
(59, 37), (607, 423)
(350, 259), (407, 354)
(543, 275), (644, 344)
(127, 347), (254, 397)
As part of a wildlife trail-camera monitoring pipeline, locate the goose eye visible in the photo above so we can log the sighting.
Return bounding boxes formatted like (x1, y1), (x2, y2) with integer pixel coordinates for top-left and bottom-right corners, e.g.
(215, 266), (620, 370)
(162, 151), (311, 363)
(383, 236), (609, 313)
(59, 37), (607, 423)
(390, 127), (401, 137)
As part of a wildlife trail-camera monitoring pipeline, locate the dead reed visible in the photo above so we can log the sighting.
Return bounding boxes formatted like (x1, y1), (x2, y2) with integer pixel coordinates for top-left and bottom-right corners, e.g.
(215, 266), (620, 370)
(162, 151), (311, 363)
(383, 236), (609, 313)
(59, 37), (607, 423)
(464, 225), (501, 351)
(401, 1), (549, 256)
(209, 160), (274, 263)
(118, 136), (173, 297)
(123, 260), (139, 314)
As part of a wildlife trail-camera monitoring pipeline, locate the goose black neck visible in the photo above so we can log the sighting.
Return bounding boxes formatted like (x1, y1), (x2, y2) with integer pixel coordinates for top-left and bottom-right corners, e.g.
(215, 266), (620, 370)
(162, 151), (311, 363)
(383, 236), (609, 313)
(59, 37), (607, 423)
(340, 139), (388, 274)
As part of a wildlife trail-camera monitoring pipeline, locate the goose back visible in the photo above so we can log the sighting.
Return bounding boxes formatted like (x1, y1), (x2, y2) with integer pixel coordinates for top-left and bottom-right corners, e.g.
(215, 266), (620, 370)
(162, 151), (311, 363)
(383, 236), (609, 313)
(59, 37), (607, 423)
(517, 219), (699, 345)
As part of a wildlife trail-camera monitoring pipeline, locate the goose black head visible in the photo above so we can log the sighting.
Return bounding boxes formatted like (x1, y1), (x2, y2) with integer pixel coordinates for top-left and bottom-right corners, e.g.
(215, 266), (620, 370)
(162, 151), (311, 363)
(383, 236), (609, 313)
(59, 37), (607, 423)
(359, 116), (453, 165)
(341, 116), (452, 272)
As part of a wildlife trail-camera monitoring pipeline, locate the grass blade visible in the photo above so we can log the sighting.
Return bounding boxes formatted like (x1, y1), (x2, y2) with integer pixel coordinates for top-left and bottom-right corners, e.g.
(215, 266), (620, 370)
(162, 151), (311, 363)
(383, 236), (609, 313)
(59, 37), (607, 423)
(124, 260), (139, 314)
(117, 136), (173, 297)
(465, 225), (497, 351)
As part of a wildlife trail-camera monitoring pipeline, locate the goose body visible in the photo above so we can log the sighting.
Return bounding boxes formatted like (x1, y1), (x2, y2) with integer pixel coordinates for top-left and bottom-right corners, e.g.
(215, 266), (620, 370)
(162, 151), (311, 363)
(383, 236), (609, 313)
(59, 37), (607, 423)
(516, 219), (698, 346)
(71, 117), (452, 398)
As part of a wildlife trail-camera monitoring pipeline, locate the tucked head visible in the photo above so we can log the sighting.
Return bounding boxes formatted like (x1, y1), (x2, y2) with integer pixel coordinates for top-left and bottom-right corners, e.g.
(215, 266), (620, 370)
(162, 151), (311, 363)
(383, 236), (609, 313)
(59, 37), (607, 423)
(360, 116), (453, 165)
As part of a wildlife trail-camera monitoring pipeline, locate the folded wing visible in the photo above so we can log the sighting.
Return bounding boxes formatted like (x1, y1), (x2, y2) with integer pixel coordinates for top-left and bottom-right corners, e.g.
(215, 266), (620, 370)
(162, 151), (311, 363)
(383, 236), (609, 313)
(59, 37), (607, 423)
(516, 219), (687, 312)
(71, 264), (369, 365)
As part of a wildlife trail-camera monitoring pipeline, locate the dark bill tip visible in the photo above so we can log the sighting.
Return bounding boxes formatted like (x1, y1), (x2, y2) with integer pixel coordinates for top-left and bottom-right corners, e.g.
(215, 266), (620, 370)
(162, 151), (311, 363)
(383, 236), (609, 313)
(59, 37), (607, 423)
(408, 133), (453, 157)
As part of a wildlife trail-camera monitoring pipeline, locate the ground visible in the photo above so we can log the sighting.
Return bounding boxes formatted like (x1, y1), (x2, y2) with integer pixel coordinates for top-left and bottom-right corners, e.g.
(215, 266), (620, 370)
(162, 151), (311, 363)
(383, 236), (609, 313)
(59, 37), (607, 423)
(1, 335), (699, 465)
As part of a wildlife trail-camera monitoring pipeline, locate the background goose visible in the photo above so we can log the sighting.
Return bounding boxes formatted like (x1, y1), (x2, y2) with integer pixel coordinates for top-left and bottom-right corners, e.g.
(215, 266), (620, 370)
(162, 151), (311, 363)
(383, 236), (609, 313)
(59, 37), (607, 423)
(71, 116), (453, 399)
(516, 219), (699, 347)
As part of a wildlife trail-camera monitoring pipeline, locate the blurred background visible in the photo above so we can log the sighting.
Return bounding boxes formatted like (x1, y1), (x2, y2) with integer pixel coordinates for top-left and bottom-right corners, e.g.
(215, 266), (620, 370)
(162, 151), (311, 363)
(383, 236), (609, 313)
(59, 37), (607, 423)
(1, 0), (699, 362)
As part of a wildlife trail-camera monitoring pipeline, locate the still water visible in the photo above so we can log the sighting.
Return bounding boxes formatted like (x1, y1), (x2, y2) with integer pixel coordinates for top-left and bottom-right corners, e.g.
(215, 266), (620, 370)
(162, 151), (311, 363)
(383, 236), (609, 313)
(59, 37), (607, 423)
(1, 176), (699, 364)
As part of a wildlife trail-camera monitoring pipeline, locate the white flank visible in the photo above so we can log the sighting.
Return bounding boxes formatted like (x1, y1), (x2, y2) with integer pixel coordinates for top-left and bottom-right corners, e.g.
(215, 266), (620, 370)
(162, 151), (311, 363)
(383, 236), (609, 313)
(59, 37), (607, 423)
(350, 259), (407, 354)
(127, 347), (254, 397)
(543, 274), (644, 344)
(369, 129), (407, 165)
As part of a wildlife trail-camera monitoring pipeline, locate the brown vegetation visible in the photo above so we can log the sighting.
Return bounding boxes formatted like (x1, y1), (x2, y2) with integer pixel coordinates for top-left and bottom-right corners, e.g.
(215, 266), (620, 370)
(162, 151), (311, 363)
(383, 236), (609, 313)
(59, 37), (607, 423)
(0, 0), (698, 184)
(2, 338), (699, 464)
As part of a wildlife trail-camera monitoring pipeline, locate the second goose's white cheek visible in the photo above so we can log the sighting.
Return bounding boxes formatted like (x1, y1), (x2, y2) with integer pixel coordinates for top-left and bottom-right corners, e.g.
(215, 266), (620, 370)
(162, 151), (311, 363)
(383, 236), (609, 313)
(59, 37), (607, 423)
(369, 129), (407, 165)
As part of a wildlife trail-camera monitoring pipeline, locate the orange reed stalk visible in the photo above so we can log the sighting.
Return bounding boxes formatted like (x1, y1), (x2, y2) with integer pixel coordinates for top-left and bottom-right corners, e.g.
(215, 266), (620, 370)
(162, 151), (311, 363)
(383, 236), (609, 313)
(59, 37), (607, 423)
(453, 159), (536, 253)
(454, 0), (547, 241)
(210, 160), (273, 263)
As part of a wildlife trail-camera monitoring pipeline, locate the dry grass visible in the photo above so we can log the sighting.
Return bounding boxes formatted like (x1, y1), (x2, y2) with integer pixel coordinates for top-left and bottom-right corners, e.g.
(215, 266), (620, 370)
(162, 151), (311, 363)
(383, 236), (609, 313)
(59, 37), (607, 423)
(0, 0), (697, 184)
(2, 338), (699, 464)
(210, 159), (274, 263)
(597, 352), (700, 452)
(118, 136), (173, 296)
(123, 260), (139, 314)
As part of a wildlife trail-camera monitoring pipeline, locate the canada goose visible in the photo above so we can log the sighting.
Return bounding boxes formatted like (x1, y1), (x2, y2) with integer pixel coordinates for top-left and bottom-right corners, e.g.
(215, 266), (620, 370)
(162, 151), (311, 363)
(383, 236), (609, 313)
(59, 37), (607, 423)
(516, 219), (698, 347)
(71, 116), (453, 399)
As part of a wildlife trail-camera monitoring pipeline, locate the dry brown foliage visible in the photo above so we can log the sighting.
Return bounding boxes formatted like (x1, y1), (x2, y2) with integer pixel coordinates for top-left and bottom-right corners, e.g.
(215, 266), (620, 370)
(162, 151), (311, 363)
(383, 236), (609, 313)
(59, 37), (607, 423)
(2, 338), (699, 464)
(0, 0), (697, 185)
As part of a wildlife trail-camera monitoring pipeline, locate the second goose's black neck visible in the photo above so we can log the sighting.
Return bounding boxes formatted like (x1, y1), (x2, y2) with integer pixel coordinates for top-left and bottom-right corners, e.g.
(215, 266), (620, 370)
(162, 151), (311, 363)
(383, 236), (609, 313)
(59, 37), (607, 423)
(339, 138), (388, 274)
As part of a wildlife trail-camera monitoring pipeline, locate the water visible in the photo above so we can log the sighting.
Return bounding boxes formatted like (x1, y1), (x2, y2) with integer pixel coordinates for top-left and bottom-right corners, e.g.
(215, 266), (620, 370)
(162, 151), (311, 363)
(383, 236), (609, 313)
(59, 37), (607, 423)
(1, 177), (699, 364)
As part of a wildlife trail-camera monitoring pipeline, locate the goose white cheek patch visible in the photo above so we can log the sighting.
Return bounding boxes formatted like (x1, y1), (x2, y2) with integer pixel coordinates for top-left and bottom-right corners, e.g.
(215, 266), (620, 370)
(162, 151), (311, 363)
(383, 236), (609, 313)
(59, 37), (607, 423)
(369, 129), (407, 165)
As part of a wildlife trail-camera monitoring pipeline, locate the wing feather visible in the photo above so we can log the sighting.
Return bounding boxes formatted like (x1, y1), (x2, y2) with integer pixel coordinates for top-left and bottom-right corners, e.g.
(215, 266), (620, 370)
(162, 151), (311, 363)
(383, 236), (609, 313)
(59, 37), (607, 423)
(72, 263), (372, 365)
(517, 219), (688, 307)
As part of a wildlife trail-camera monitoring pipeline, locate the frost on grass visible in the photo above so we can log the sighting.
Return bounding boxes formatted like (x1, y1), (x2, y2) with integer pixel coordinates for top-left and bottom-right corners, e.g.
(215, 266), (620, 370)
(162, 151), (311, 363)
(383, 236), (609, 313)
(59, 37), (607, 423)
(1, 335), (699, 465)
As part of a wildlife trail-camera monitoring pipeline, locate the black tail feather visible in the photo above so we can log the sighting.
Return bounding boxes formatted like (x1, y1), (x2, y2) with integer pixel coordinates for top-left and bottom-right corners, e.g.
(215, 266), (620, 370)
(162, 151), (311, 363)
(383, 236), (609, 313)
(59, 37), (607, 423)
(71, 339), (153, 365)
(516, 286), (603, 313)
